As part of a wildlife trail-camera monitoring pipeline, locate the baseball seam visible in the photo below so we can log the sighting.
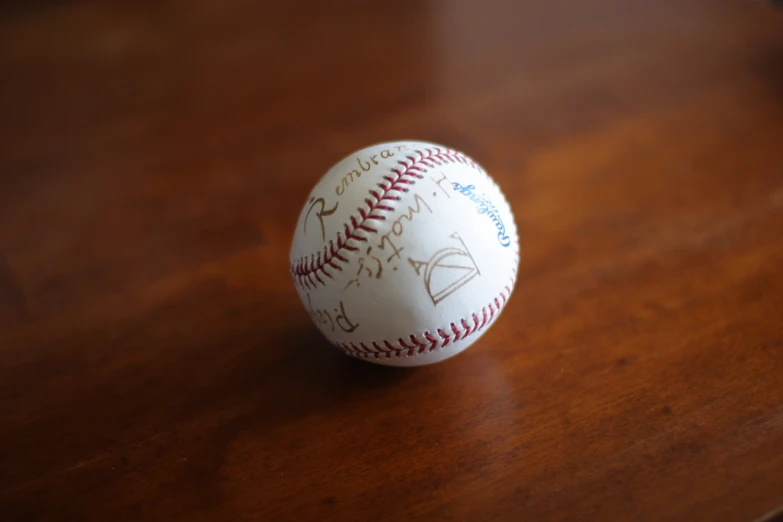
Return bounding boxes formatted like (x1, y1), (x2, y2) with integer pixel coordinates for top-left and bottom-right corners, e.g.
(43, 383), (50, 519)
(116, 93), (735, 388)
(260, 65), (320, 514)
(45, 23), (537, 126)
(333, 269), (516, 360)
(290, 147), (483, 290)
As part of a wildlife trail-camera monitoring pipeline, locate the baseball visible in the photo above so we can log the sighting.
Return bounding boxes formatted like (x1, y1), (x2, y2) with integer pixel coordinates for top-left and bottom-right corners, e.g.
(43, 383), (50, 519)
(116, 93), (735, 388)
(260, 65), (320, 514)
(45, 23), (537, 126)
(289, 140), (519, 367)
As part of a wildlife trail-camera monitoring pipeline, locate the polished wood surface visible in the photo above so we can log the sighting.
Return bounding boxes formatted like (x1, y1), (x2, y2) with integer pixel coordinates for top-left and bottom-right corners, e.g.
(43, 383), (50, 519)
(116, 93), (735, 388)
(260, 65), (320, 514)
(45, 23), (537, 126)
(2, 1), (783, 520)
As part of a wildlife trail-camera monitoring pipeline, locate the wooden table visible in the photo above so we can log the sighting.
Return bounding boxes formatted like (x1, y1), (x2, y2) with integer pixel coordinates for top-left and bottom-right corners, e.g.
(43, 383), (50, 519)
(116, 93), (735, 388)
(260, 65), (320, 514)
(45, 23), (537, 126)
(2, 1), (783, 520)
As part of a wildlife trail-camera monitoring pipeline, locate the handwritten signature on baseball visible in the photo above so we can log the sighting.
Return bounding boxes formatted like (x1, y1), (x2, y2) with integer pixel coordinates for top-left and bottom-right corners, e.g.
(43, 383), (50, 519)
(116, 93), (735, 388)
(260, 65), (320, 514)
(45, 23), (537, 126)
(307, 293), (359, 333)
(452, 183), (511, 247)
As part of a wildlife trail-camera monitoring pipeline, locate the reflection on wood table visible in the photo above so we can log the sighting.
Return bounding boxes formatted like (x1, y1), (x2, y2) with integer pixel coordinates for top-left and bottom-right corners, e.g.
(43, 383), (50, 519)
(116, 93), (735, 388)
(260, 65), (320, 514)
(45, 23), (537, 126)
(1, 1), (783, 521)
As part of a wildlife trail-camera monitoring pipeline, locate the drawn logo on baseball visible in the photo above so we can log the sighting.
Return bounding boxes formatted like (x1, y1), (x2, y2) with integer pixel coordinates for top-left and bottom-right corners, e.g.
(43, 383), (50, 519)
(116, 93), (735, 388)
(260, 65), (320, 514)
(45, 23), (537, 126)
(289, 141), (520, 367)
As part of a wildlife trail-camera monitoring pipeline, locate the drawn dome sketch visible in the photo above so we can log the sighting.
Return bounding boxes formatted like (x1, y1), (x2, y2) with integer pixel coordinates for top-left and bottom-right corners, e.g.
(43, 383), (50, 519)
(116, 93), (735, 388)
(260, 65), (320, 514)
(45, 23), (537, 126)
(409, 233), (480, 305)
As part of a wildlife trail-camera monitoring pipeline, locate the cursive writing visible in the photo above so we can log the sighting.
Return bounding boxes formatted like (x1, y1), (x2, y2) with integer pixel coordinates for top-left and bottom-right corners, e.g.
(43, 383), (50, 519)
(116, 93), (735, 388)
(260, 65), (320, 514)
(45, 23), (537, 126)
(335, 144), (409, 196)
(343, 246), (383, 292)
(378, 193), (432, 262)
(452, 183), (511, 247)
(307, 293), (360, 333)
(431, 171), (452, 198)
(304, 197), (339, 241)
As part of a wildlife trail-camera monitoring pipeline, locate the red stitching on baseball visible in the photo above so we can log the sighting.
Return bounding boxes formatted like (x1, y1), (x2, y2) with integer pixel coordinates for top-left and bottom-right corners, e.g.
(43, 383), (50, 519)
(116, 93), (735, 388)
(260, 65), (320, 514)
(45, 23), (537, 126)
(450, 322), (460, 340)
(465, 318), (475, 336)
(330, 272), (516, 361)
(290, 148), (483, 288)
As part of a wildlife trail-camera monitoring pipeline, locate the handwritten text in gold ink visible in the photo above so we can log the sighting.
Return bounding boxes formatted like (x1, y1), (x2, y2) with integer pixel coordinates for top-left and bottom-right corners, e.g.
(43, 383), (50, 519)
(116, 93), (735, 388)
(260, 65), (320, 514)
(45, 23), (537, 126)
(335, 144), (409, 196)
(304, 197), (338, 241)
(377, 193), (432, 263)
(307, 293), (360, 333)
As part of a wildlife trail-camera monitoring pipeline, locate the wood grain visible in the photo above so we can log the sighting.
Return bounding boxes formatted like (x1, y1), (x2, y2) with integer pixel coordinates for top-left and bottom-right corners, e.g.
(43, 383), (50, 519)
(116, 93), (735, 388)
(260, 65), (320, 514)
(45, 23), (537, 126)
(1, 0), (783, 520)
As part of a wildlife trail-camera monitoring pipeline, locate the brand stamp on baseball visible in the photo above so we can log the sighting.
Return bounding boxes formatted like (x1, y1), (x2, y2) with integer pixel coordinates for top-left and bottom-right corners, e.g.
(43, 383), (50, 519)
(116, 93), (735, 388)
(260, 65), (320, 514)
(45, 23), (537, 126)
(289, 140), (520, 367)
(451, 182), (512, 247)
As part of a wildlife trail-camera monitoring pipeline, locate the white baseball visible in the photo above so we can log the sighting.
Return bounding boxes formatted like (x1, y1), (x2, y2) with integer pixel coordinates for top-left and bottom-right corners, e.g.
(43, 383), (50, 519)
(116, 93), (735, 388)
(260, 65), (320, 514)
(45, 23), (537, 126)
(289, 140), (519, 367)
